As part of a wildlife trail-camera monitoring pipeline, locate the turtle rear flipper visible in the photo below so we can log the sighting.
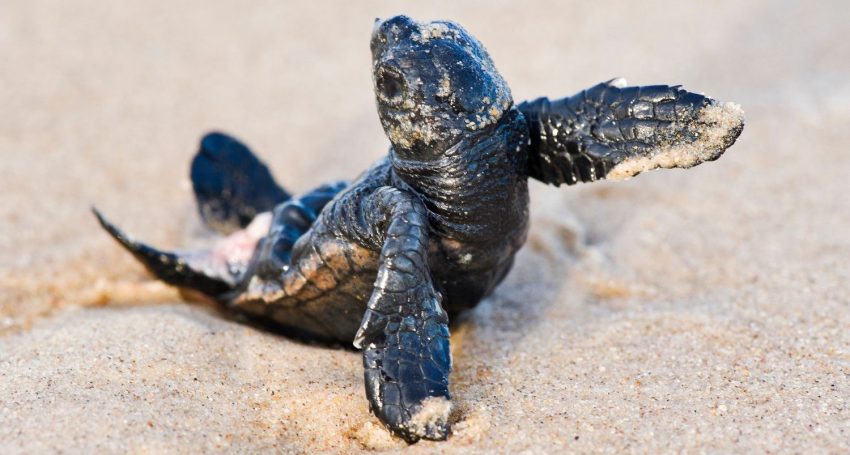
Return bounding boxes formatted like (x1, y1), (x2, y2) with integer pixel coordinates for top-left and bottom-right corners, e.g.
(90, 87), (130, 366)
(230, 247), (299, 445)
(191, 132), (290, 234)
(518, 79), (745, 185)
(93, 181), (347, 301)
(92, 208), (270, 300)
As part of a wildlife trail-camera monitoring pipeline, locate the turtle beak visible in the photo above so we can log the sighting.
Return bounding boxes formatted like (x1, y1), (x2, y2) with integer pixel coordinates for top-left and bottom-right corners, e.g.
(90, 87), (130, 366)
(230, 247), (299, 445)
(370, 18), (387, 60)
(370, 15), (417, 59)
(372, 17), (383, 37)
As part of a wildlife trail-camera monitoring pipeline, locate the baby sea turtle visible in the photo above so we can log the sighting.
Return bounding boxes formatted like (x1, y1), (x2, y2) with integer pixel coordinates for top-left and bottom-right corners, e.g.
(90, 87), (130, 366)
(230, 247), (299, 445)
(94, 15), (744, 442)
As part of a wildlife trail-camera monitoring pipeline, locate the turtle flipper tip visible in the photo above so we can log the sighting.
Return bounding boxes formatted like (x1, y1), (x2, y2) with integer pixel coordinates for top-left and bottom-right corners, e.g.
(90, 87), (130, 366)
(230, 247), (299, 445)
(91, 205), (105, 223)
(91, 208), (163, 267)
(92, 207), (135, 250)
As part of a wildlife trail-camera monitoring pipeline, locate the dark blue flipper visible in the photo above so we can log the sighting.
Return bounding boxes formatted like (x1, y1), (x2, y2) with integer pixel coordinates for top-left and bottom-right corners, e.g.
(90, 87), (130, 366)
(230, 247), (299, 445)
(191, 132), (290, 234)
(352, 188), (452, 442)
(518, 79), (745, 185)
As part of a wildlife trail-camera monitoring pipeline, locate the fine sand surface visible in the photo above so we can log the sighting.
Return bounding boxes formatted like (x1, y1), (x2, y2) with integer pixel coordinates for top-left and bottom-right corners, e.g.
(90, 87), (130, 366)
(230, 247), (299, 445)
(2, 1), (849, 453)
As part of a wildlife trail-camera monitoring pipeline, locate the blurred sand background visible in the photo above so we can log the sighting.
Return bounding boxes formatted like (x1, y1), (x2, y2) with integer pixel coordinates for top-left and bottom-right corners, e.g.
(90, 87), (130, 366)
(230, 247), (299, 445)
(1, 0), (849, 453)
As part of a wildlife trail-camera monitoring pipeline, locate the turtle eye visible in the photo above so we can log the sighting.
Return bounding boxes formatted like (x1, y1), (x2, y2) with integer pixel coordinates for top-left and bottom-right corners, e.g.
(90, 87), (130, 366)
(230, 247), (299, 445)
(376, 68), (406, 103)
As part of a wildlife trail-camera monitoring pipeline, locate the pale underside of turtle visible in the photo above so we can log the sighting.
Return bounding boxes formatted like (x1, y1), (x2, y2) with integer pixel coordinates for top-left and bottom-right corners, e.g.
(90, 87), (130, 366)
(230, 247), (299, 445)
(94, 15), (744, 443)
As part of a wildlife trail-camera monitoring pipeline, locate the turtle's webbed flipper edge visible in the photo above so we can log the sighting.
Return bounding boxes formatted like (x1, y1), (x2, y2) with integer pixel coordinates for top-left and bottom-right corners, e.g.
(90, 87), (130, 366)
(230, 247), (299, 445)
(518, 80), (745, 185)
(92, 208), (266, 300)
(191, 132), (290, 234)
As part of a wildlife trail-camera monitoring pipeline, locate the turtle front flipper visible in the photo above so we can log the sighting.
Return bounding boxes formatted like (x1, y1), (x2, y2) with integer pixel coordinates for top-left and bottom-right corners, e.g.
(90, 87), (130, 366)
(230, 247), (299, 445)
(517, 79), (745, 185)
(352, 187), (452, 442)
(191, 132), (290, 234)
(93, 208), (269, 299)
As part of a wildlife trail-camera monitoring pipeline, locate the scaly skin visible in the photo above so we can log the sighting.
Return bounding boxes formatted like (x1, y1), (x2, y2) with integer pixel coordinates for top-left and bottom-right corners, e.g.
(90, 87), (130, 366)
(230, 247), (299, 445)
(95, 15), (744, 443)
(518, 80), (744, 185)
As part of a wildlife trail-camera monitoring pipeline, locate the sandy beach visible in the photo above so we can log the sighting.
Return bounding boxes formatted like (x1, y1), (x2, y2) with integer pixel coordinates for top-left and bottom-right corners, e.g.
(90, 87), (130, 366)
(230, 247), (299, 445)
(1, 0), (848, 453)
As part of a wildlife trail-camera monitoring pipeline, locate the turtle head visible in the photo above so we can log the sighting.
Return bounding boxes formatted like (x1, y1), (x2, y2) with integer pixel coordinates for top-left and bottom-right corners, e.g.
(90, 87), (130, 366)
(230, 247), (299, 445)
(370, 16), (512, 159)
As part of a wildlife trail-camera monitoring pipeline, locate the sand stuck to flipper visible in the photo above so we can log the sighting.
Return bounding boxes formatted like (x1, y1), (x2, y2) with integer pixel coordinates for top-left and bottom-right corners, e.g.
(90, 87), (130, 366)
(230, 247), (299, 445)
(407, 396), (452, 440)
(607, 101), (745, 180)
